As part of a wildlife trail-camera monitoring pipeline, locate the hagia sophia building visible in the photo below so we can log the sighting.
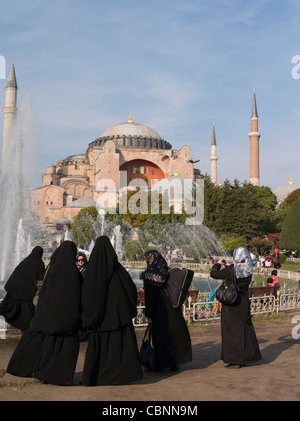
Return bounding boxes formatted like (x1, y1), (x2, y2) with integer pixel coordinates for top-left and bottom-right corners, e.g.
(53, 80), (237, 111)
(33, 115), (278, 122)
(2, 60), (300, 234)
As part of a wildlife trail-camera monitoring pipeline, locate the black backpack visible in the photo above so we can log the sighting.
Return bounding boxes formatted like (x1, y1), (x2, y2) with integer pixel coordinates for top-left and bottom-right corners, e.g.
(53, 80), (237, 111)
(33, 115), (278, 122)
(163, 267), (194, 308)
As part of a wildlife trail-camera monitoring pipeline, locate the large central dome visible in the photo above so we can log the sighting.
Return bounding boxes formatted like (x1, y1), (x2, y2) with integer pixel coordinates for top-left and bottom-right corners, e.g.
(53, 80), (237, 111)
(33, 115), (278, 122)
(87, 114), (172, 151)
(100, 120), (161, 139)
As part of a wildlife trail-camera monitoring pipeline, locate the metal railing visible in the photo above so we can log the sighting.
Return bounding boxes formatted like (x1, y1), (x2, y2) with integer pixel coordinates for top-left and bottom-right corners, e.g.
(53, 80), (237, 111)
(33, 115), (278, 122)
(132, 291), (300, 327)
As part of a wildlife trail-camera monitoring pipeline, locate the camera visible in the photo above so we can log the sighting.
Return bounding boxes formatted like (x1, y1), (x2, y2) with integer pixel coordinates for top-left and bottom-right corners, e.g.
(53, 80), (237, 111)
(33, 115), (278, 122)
(221, 260), (227, 265)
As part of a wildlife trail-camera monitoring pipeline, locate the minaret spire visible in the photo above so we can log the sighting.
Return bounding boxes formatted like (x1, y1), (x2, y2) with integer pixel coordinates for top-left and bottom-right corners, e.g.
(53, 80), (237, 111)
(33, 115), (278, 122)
(2, 58), (18, 163)
(251, 86), (258, 118)
(210, 121), (218, 185)
(6, 58), (18, 89)
(248, 87), (261, 186)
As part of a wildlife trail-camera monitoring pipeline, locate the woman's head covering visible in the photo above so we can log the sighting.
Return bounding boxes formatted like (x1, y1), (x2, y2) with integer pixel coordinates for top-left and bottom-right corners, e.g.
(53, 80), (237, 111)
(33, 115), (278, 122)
(233, 247), (253, 279)
(81, 236), (137, 332)
(76, 252), (88, 265)
(141, 250), (169, 286)
(30, 241), (82, 335)
(4, 246), (45, 299)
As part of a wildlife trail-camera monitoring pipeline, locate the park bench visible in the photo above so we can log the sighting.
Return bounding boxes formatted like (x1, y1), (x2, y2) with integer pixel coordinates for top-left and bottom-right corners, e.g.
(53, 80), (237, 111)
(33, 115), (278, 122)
(249, 285), (280, 298)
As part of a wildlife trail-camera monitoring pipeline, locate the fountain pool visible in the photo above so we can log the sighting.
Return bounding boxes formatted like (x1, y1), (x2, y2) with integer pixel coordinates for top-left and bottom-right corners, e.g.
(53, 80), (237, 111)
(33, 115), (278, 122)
(127, 268), (221, 293)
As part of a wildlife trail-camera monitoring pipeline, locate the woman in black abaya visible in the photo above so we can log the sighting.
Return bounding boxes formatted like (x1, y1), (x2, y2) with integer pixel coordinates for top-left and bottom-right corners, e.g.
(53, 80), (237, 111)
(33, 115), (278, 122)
(81, 235), (142, 386)
(0, 246), (45, 331)
(141, 250), (192, 371)
(210, 247), (262, 368)
(7, 241), (82, 385)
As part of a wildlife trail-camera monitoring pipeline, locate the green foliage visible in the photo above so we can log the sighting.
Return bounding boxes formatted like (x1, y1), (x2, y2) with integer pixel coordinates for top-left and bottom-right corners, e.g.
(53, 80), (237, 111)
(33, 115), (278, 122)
(185, 242), (207, 262)
(221, 235), (247, 252)
(273, 202), (289, 232)
(68, 179), (289, 250)
(201, 177), (286, 240)
(279, 197), (300, 250)
(70, 206), (100, 245)
(284, 188), (300, 207)
(203, 179), (274, 240)
(123, 240), (152, 260)
(278, 253), (286, 264)
(254, 185), (277, 213)
(107, 190), (187, 230)
(274, 190), (300, 232)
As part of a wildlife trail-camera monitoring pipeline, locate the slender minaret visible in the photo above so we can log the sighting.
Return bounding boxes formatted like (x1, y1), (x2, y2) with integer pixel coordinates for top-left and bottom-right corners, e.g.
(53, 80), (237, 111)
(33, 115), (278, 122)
(210, 121), (218, 185)
(248, 87), (260, 186)
(2, 58), (17, 163)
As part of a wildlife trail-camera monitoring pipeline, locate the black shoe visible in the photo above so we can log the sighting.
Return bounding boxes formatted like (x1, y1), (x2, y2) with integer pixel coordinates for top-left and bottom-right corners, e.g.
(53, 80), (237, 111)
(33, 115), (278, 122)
(225, 364), (243, 369)
(164, 365), (179, 372)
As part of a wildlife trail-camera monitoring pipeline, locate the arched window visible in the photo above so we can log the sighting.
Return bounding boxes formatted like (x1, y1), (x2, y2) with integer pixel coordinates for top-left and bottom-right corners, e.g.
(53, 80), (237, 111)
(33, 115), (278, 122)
(83, 188), (89, 199)
(74, 184), (80, 196)
(63, 188), (72, 206)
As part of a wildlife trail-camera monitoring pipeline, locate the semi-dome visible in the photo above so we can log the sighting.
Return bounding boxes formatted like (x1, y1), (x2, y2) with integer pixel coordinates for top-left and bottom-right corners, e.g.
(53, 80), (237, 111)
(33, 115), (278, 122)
(273, 176), (300, 204)
(87, 113), (172, 151)
(57, 154), (88, 165)
(67, 198), (98, 208)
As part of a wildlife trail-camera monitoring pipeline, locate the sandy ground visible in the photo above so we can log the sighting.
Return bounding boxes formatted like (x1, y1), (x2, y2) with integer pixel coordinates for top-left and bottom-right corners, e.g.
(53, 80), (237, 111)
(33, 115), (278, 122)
(1, 315), (300, 408)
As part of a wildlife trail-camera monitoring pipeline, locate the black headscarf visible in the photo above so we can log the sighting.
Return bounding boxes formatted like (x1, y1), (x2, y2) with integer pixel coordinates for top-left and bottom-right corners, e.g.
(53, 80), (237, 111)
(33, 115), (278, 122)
(141, 250), (169, 286)
(30, 241), (82, 335)
(81, 236), (137, 332)
(4, 246), (45, 300)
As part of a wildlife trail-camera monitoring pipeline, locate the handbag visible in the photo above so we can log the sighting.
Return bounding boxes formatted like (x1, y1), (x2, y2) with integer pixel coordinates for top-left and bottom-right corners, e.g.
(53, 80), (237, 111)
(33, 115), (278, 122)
(33, 264), (50, 307)
(139, 323), (157, 371)
(215, 272), (239, 305)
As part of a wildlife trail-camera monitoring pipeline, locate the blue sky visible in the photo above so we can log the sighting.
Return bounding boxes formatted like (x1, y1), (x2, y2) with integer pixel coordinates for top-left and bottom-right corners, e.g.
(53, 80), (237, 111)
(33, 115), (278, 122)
(0, 0), (299, 190)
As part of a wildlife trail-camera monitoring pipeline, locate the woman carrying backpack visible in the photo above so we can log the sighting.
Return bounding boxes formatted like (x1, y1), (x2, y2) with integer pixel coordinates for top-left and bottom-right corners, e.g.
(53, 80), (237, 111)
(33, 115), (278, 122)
(140, 250), (192, 372)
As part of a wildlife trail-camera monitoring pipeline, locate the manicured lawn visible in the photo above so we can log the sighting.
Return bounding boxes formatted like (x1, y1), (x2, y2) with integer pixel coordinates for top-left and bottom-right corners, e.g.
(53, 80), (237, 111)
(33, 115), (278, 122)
(280, 261), (300, 271)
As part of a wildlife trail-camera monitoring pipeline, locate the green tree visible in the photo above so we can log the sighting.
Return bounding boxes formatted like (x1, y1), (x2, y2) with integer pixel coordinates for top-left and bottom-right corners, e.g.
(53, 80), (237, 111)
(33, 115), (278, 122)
(284, 188), (300, 207)
(273, 189), (300, 233)
(70, 206), (100, 245)
(202, 174), (220, 230)
(123, 240), (152, 260)
(221, 235), (246, 252)
(211, 180), (268, 240)
(279, 197), (300, 250)
(254, 185), (277, 213)
(254, 185), (278, 233)
(108, 189), (187, 230)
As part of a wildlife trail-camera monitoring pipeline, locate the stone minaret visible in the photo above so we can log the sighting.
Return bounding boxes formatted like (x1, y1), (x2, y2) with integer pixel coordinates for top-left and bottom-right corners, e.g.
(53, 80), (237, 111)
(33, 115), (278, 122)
(210, 121), (218, 185)
(248, 87), (260, 186)
(2, 58), (17, 163)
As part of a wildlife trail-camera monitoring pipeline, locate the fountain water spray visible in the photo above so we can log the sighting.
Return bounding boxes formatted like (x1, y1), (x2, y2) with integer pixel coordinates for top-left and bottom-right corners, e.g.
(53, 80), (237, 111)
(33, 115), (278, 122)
(0, 95), (41, 283)
(14, 218), (32, 267)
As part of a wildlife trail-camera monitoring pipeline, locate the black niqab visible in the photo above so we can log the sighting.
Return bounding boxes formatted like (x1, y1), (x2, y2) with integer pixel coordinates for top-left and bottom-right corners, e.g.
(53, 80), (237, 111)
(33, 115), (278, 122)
(81, 236), (137, 332)
(30, 241), (82, 335)
(4, 246), (45, 299)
